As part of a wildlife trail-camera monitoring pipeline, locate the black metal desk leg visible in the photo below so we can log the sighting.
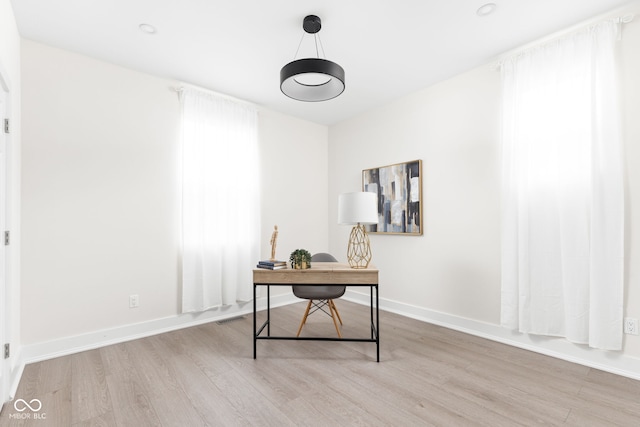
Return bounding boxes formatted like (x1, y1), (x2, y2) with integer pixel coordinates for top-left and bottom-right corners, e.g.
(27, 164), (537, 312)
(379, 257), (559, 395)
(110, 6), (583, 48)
(370, 286), (374, 339)
(267, 285), (271, 336)
(376, 284), (380, 362)
(253, 283), (257, 359)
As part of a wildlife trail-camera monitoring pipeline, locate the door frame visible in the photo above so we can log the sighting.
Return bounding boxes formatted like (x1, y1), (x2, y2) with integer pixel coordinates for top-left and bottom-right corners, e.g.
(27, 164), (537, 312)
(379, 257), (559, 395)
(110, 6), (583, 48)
(0, 64), (11, 409)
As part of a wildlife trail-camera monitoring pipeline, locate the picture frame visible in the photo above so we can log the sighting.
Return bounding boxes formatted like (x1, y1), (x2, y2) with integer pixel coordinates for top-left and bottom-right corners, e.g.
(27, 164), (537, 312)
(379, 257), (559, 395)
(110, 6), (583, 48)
(362, 160), (422, 235)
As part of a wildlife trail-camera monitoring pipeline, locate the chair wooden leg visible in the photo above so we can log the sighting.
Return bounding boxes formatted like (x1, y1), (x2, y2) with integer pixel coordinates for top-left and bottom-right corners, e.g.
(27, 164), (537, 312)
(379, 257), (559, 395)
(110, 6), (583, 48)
(296, 300), (313, 337)
(329, 299), (343, 325)
(328, 300), (343, 338)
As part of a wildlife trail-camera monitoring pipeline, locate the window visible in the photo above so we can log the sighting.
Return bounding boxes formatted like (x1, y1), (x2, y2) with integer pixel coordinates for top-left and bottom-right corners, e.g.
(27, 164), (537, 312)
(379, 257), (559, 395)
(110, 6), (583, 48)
(500, 20), (624, 350)
(180, 88), (260, 312)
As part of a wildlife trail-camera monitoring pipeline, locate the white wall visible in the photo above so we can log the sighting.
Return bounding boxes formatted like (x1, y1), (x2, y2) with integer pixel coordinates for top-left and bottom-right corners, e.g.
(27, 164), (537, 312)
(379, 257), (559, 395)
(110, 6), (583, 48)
(20, 40), (328, 348)
(330, 64), (501, 322)
(21, 40), (181, 345)
(328, 13), (640, 370)
(257, 108), (329, 260)
(0, 0), (22, 393)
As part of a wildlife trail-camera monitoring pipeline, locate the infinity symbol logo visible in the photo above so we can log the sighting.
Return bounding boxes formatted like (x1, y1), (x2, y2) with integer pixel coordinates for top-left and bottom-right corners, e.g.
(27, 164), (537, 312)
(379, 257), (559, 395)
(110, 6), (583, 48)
(14, 398), (42, 412)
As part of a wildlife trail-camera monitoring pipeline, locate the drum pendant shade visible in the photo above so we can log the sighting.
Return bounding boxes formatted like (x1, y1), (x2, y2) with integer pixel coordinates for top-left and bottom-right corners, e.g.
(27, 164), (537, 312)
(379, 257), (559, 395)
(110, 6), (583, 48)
(280, 15), (345, 102)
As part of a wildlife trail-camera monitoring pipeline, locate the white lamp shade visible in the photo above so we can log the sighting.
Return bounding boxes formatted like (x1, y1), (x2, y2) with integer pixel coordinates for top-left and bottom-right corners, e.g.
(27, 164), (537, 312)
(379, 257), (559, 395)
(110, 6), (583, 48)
(338, 192), (378, 225)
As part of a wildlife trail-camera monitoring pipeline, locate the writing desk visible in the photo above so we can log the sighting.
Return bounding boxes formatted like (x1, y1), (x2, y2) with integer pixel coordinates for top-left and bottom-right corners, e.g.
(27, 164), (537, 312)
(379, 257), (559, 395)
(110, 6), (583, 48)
(253, 262), (380, 362)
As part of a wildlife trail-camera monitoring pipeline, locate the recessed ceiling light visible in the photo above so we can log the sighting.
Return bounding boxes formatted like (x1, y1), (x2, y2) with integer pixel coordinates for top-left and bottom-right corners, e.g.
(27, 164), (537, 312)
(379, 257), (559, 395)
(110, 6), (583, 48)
(476, 3), (497, 17)
(139, 23), (157, 34)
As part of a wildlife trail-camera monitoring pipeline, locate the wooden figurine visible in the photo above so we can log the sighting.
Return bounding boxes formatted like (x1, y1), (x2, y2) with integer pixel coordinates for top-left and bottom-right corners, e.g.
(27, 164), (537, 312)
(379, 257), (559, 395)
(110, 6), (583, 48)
(269, 225), (278, 261)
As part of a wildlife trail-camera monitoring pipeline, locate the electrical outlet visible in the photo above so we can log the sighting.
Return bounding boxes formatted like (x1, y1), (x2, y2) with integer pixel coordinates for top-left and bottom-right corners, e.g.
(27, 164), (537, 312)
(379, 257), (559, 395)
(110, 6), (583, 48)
(129, 294), (139, 308)
(624, 317), (638, 335)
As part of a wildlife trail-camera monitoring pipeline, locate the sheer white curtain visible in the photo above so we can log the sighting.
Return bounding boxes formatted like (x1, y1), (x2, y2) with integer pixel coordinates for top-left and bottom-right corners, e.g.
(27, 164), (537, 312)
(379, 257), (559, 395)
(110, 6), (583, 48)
(500, 20), (624, 350)
(180, 87), (260, 313)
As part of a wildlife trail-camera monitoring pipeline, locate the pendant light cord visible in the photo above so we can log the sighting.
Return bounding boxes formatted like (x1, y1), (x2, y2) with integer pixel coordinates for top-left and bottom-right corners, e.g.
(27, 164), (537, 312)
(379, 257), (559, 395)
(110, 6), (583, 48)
(293, 32), (305, 60)
(293, 32), (327, 60)
(316, 34), (326, 59)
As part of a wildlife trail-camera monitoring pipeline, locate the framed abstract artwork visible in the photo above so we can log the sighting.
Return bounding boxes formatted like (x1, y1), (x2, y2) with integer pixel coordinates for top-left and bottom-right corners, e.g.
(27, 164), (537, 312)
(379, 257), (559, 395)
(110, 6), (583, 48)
(362, 160), (422, 235)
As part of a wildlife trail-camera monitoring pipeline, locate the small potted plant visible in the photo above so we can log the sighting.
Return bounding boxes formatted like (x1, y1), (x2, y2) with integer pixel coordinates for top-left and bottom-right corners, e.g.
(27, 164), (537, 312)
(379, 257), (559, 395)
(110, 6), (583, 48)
(289, 249), (312, 269)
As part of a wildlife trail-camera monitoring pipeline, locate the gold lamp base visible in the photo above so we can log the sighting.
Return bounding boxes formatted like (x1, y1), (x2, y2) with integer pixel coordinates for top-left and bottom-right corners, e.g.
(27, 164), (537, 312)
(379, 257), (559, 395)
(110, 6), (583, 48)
(346, 223), (372, 269)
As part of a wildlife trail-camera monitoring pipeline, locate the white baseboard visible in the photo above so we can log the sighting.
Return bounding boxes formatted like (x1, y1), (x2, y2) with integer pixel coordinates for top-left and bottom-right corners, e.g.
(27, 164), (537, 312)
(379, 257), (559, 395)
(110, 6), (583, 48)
(16, 290), (640, 391)
(21, 293), (299, 365)
(342, 290), (640, 381)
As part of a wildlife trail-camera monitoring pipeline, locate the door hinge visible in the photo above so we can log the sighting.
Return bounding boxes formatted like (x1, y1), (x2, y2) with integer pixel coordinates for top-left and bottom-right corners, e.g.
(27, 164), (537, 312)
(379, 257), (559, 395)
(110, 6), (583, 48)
(4, 231), (8, 246)
(3, 118), (8, 134)
(3, 343), (8, 359)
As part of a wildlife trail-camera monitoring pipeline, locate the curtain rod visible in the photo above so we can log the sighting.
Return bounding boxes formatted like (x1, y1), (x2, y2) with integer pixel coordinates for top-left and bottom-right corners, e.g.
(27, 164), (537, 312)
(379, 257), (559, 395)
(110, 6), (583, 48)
(492, 11), (635, 70)
(171, 84), (258, 108)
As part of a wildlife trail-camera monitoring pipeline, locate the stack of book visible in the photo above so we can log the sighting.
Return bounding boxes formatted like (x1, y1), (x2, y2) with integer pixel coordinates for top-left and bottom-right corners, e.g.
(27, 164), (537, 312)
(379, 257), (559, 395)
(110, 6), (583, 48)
(256, 260), (287, 270)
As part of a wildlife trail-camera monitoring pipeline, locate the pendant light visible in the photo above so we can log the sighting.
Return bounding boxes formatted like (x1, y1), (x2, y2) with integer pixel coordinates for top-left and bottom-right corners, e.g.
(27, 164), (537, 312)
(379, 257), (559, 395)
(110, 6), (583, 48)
(280, 15), (345, 102)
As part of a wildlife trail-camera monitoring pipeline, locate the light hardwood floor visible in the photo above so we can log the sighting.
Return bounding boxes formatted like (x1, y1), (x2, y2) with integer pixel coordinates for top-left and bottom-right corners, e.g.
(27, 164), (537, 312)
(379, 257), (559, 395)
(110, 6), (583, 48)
(1, 300), (640, 426)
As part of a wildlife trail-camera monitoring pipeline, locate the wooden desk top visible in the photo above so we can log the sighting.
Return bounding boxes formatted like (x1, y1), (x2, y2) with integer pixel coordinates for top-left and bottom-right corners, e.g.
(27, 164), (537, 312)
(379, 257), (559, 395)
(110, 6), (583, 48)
(253, 262), (378, 285)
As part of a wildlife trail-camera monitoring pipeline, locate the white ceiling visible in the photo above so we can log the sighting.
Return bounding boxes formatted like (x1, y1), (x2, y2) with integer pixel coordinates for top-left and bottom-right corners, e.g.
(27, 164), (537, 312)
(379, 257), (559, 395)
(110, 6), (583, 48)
(10, 0), (637, 125)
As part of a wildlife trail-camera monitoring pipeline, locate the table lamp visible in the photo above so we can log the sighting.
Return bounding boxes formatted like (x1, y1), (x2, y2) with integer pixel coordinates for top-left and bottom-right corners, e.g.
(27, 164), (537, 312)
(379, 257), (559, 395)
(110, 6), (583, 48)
(338, 192), (378, 268)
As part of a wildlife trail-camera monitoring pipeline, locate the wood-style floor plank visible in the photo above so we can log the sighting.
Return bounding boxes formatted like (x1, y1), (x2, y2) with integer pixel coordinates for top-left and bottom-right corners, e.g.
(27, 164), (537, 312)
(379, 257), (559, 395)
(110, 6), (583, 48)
(70, 350), (112, 424)
(2, 300), (640, 426)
